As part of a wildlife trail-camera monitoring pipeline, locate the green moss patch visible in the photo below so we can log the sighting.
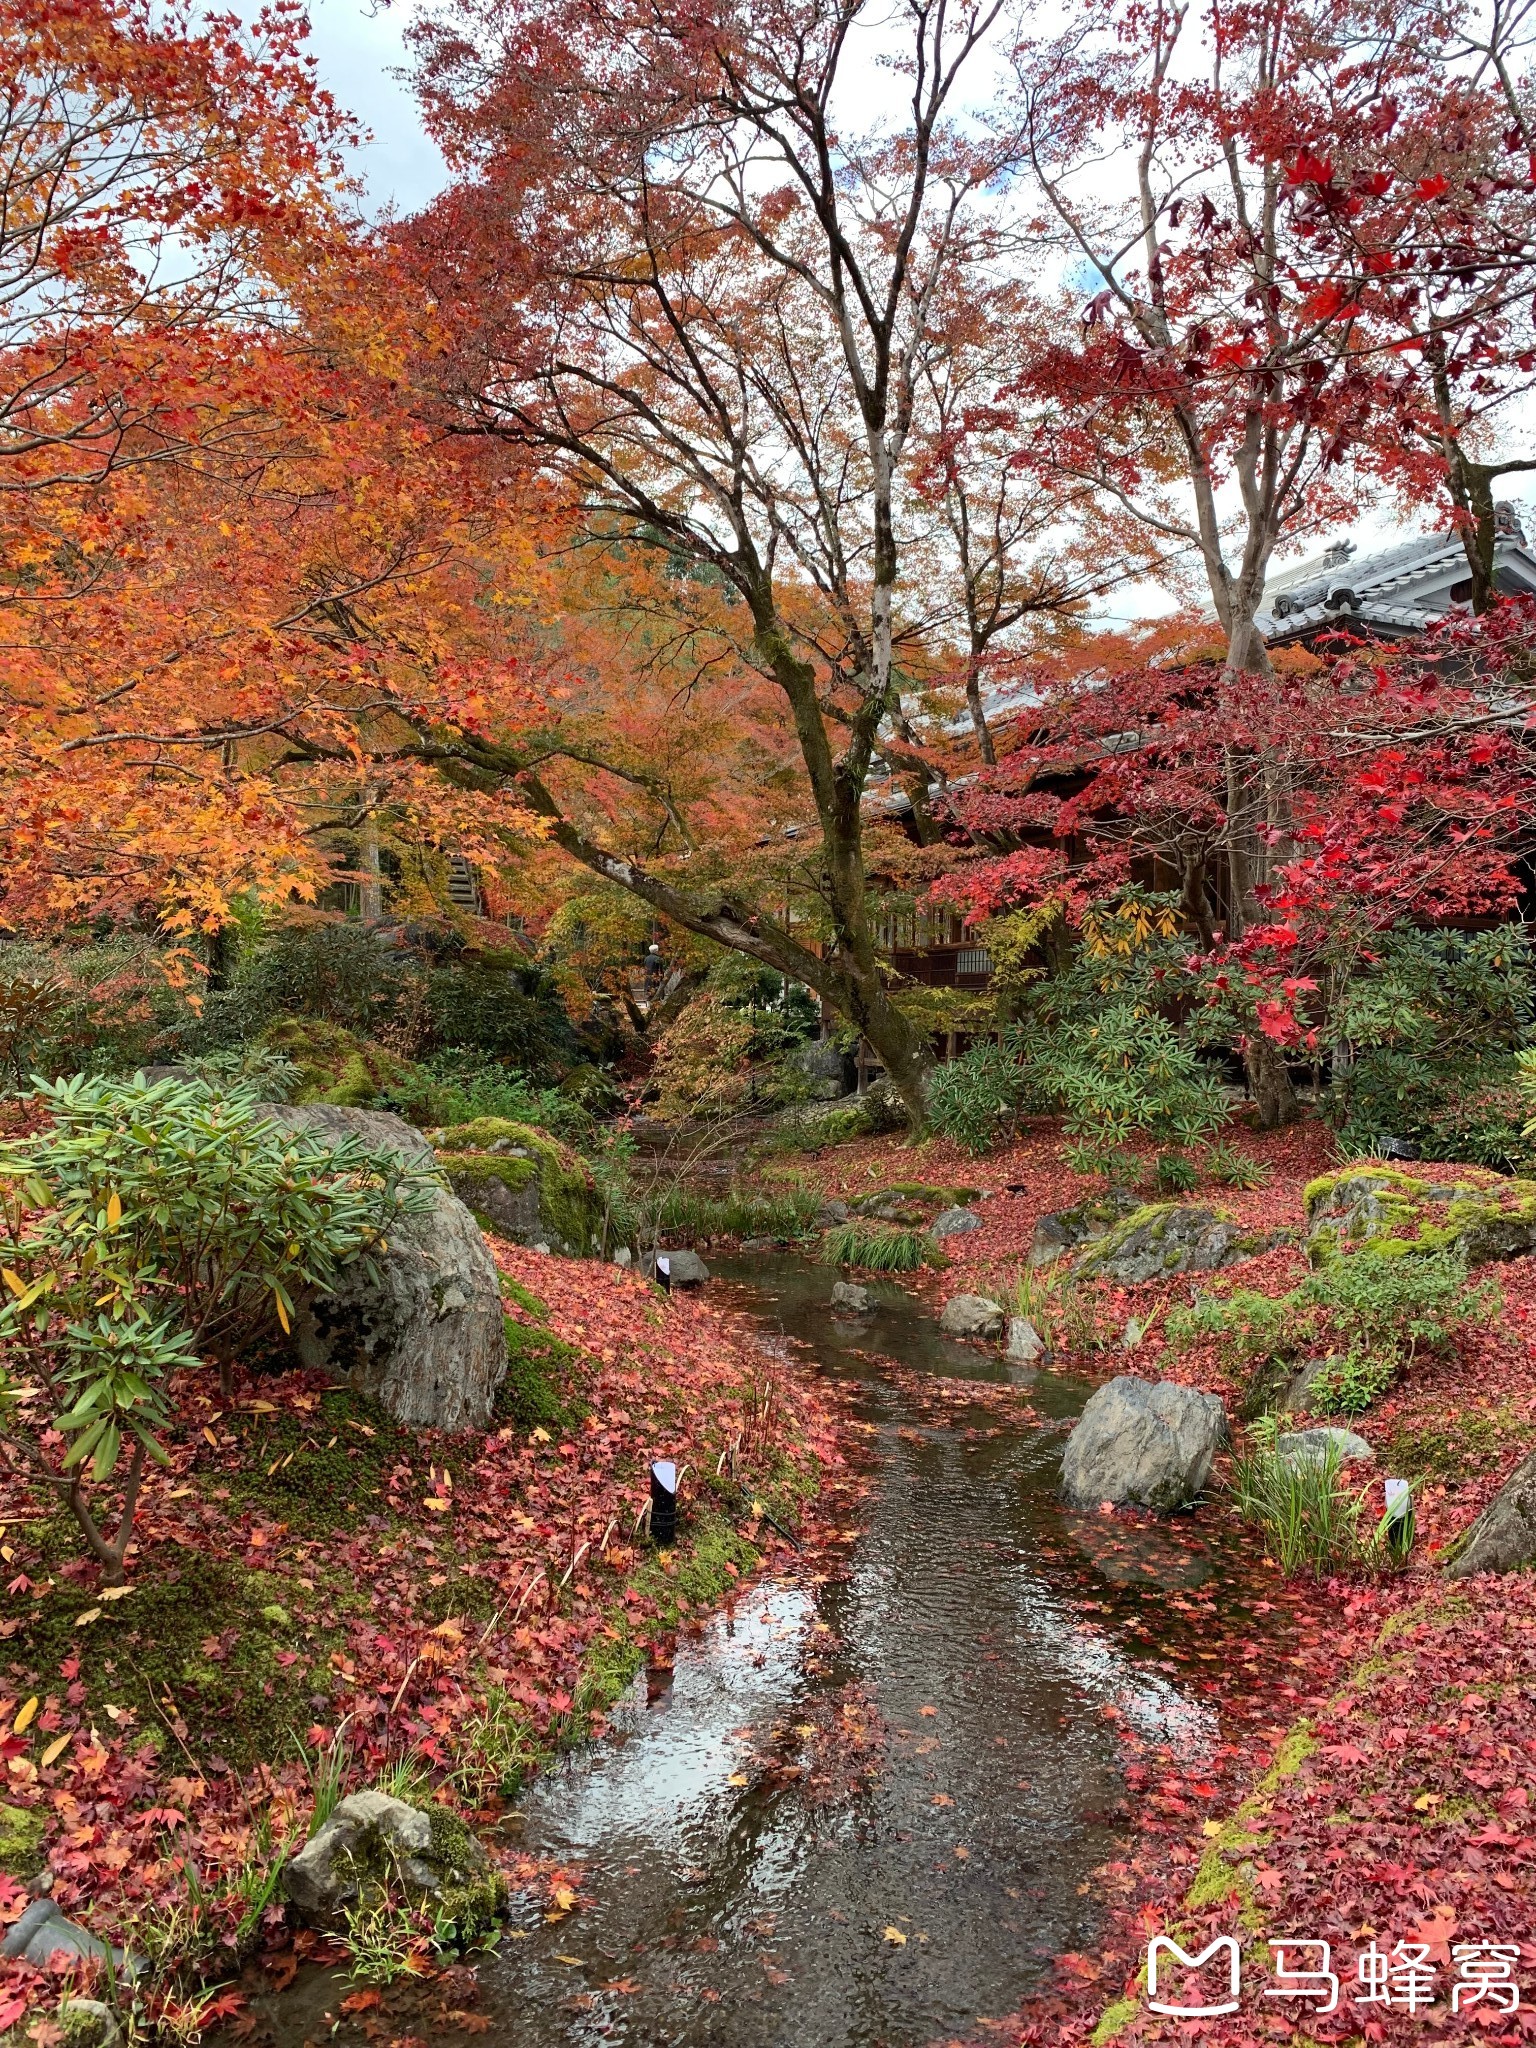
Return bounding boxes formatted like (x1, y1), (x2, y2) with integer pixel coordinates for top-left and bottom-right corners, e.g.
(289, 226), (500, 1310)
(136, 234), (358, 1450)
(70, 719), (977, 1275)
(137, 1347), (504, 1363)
(259, 1016), (412, 1107)
(499, 1314), (591, 1432)
(12, 1545), (349, 1770)
(436, 1119), (602, 1254)
(1305, 1162), (1536, 1267)
(219, 1387), (414, 1528)
(0, 1800), (45, 1879)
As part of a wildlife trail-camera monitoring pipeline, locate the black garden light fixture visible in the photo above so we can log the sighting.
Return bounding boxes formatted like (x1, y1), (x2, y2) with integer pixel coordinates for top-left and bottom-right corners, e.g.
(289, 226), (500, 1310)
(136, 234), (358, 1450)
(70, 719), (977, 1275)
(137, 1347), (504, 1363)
(650, 1459), (678, 1546)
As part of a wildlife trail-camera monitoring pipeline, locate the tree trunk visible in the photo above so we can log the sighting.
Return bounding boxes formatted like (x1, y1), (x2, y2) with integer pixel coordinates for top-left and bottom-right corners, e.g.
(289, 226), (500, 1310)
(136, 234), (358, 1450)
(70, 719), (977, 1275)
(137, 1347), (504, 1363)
(1223, 743), (1300, 1129)
(1244, 1033), (1298, 1132)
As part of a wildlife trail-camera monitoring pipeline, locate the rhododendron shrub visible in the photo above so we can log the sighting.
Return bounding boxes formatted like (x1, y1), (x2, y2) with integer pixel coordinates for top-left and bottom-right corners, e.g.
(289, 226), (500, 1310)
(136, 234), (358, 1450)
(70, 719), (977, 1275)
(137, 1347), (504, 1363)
(0, 1073), (431, 1580)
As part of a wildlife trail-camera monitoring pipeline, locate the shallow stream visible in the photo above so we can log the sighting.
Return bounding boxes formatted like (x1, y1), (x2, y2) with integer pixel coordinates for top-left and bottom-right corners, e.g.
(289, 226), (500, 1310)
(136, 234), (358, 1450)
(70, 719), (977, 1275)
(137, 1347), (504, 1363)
(250, 1254), (1287, 2048)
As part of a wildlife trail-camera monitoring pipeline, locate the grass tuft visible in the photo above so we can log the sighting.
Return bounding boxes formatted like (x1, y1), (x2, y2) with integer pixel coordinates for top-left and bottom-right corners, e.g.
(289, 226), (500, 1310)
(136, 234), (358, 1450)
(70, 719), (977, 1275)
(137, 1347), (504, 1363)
(818, 1222), (940, 1272)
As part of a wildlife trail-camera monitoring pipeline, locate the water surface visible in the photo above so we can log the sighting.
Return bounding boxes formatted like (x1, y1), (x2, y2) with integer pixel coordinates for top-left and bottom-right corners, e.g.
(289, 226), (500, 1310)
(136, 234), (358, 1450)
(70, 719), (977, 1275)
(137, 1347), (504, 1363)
(248, 1254), (1280, 2048)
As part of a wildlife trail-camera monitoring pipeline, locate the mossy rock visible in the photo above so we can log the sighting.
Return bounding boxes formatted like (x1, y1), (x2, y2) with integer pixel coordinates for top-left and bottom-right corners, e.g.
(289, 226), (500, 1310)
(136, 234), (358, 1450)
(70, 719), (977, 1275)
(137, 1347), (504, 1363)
(849, 1180), (979, 1224)
(259, 1016), (412, 1108)
(1304, 1162), (1536, 1268)
(1073, 1202), (1266, 1285)
(436, 1119), (602, 1255)
(1029, 1186), (1142, 1267)
(427, 1805), (508, 1945)
(0, 1800), (44, 1879)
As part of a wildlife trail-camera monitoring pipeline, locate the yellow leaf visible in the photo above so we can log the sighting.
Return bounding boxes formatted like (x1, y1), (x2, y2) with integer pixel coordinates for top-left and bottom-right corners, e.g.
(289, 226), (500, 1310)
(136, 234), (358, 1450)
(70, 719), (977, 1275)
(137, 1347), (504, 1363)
(424, 1498), (450, 1513)
(554, 1954), (583, 1966)
(727, 1772), (749, 1787)
(1202, 1819), (1224, 1836)
(202, 1428), (219, 1448)
(105, 1191), (122, 1227)
(243, 1401), (277, 1413)
(99, 1585), (133, 1601)
(274, 1292), (291, 1335)
(12, 1696), (38, 1735)
(75, 1608), (101, 1628)
(551, 1884), (577, 1912)
(882, 1926), (907, 1945)
(40, 1732), (71, 1768)
(2, 1267), (25, 1297)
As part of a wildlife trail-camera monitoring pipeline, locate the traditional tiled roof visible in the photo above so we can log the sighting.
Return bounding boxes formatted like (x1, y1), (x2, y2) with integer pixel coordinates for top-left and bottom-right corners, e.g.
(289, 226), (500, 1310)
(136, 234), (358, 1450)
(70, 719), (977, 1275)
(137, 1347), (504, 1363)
(1256, 518), (1536, 642)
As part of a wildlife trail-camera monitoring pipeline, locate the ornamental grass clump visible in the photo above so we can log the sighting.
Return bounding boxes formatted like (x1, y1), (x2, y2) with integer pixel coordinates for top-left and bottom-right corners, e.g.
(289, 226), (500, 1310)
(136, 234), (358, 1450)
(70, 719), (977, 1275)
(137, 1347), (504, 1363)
(1230, 1420), (1371, 1577)
(819, 1222), (940, 1272)
(0, 1071), (433, 1581)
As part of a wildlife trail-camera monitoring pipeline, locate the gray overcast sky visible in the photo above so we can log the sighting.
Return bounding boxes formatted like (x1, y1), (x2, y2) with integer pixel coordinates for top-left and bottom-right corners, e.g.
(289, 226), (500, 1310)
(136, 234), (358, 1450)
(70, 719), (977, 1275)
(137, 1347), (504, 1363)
(306, 0), (449, 217)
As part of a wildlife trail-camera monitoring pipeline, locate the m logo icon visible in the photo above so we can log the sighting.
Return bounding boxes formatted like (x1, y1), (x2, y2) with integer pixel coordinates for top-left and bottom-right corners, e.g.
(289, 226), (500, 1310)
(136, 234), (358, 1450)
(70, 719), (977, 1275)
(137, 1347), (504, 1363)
(1147, 1935), (1242, 2016)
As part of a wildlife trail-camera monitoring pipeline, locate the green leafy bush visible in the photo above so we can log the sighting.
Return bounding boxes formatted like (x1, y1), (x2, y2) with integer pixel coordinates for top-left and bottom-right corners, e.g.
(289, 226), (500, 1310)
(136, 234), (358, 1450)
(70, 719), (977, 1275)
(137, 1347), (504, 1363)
(926, 1040), (1035, 1155)
(0, 1073), (432, 1579)
(1169, 1248), (1489, 1419)
(1156, 1150), (1200, 1194)
(0, 937), (198, 1085)
(1038, 1004), (1227, 1175)
(379, 1053), (597, 1145)
(818, 1223), (940, 1272)
(1205, 1141), (1269, 1190)
(1167, 1287), (1308, 1370)
(1310, 1245), (1482, 1362)
(1331, 924), (1536, 1169)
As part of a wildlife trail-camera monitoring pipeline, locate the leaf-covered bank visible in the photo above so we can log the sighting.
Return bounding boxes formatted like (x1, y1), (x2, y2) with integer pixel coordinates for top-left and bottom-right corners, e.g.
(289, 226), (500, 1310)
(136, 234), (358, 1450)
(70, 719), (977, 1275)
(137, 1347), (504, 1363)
(0, 1249), (842, 2039)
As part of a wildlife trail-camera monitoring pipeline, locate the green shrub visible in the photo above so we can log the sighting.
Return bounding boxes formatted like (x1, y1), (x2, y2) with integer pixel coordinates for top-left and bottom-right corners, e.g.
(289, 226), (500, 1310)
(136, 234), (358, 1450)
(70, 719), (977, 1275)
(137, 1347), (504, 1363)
(1331, 924), (1536, 1168)
(926, 1040), (1034, 1155)
(818, 1222), (940, 1272)
(379, 1053), (597, 1144)
(1310, 1246), (1485, 1365)
(1304, 1351), (1397, 1417)
(0, 1072), (433, 1578)
(1168, 1248), (1487, 1419)
(1166, 1287), (1310, 1370)
(1156, 1150), (1200, 1194)
(1231, 1425), (1372, 1578)
(426, 959), (582, 1076)
(1205, 1140), (1269, 1189)
(0, 937), (198, 1085)
(197, 920), (416, 1045)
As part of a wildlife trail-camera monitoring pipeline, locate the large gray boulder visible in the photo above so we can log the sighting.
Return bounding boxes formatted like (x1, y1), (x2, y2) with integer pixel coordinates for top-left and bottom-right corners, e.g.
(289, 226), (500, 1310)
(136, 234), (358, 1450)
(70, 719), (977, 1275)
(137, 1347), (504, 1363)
(283, 1790), (502, 1930)
(1448, 1447), (1536, 1578)
(931, 1205), (983, 1240)
(831, 1280), (873, 1314)
(1029, 1188), (1141, 1268)
(793, 1038), (850, 1101)
(1072, 1203), (1265, 1285)
(1061, 1376), (1228, 1511)
(1306, 1164), (1536, 1268)
(264, 1104), (506, 1433)
(939, 1293), (1005, 1341)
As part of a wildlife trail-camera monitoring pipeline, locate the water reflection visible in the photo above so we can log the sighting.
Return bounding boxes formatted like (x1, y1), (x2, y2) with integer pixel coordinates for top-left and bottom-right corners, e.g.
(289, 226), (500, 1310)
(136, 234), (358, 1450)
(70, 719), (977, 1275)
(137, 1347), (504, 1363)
(247, 1254), (1282, 2048)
